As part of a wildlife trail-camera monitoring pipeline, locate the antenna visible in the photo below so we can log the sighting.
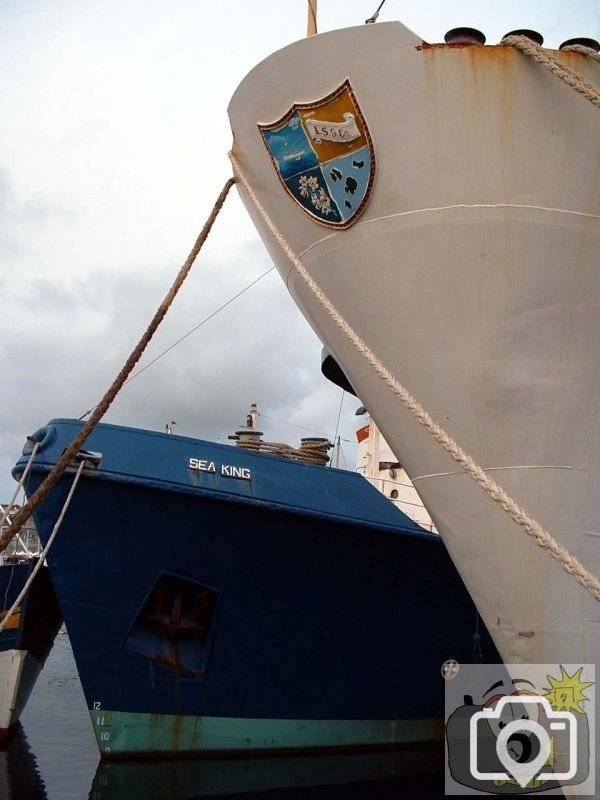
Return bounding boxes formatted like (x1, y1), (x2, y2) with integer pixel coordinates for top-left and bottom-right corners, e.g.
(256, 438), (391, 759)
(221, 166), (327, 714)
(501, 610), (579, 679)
(307, 0), (317, 36)
(365, 0), (386, 24)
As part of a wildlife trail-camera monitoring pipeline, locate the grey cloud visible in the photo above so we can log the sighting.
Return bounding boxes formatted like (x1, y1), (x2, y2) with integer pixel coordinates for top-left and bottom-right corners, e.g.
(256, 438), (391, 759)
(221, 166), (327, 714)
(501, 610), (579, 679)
(1, 244), (359, 500)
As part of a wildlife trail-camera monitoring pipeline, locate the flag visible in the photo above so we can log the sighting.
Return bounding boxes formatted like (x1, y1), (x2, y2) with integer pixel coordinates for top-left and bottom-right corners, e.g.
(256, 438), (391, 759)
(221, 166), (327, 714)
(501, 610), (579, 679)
(356, 424), (370, 443)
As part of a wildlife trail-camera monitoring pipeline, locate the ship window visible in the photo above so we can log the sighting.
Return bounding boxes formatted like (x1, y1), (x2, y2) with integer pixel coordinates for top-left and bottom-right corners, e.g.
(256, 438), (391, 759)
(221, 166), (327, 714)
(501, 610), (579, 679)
(390, 489), (399, 499)
(122, 573), (219, 677)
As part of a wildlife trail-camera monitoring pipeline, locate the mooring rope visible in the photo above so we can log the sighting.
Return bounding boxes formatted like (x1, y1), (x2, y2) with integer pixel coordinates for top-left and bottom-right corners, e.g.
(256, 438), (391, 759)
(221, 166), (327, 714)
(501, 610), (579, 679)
(238, 437), (331, 465)
(4, 32), (597, 592)
(229, 150), (600, 602)
(502, 34), (600, 109)
(561, 43), (600, 64)
(0, 459), (86, 632)
(0, 178), (235, 554)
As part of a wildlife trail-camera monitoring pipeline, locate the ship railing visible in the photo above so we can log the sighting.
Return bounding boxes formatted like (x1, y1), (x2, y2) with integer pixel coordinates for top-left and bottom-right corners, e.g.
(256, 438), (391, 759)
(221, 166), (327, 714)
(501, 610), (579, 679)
(0, 515), (42, 564)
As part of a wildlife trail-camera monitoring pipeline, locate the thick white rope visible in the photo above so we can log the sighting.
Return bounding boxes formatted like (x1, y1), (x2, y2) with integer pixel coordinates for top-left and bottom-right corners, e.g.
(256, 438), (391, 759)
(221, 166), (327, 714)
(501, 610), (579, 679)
(502, 35), (600, 109)
(0, 459), (86, 633)
(561, 44), (600, 64)
(0, 441), (40, 529)
(229, 151), (600, 602)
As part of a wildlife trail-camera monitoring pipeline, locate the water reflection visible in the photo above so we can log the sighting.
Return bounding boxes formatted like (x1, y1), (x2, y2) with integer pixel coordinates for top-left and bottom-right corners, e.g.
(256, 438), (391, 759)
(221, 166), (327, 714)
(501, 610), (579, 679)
(1, 728), (47, 800)
(20, 629), (99, 799)
(89, 745), (444, 799)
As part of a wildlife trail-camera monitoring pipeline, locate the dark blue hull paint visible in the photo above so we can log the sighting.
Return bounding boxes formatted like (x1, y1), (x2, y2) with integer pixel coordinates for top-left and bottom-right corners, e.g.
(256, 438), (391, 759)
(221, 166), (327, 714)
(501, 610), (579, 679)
(0, 561), (62, 744)
(15, 419), (500, 754)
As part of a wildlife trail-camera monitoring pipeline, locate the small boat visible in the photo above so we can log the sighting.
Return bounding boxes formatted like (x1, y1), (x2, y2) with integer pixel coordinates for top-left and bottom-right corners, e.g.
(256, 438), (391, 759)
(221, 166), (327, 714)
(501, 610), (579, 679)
(0, 509), (62, 746)
(13, 409), (498, 757)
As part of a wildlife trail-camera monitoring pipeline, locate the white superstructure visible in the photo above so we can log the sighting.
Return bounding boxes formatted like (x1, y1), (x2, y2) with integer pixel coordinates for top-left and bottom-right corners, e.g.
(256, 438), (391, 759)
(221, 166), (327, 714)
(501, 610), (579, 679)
(355, 415), (436, 532)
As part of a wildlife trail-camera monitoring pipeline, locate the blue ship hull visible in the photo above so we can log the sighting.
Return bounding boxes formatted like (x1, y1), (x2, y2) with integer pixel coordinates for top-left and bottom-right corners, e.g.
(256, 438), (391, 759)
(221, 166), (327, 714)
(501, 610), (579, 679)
(15, 419), (499, 757)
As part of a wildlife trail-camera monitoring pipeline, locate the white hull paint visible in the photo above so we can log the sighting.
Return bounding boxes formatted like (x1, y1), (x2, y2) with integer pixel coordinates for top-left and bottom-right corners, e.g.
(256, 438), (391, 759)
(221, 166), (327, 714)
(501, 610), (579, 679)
(0, 649), (42, 737)
(229, 21), (600, 795)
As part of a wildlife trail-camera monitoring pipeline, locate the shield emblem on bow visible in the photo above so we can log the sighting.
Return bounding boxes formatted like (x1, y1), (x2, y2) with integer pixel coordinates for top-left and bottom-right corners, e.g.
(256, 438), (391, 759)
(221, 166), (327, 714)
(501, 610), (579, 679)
(258, 81), (375, 229)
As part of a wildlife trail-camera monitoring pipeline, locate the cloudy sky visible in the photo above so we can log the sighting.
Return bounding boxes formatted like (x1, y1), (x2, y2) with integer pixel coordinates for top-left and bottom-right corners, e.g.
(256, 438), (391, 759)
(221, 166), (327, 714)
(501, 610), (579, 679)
(1, 0), (598, 500)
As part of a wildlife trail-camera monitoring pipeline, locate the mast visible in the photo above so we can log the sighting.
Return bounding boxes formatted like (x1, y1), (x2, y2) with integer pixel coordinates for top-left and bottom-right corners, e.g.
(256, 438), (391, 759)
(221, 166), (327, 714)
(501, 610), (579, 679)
(306, 0), (317, 36)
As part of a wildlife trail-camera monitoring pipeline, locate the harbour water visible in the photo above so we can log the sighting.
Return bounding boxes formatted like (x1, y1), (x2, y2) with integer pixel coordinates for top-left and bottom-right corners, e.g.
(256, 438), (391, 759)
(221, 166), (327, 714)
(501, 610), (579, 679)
(3, 632), (447, 799)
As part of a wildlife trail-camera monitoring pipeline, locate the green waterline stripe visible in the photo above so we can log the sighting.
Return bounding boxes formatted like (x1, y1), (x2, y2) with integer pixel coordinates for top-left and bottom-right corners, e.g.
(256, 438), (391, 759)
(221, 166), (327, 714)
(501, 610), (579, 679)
(91, 709), (443, 755)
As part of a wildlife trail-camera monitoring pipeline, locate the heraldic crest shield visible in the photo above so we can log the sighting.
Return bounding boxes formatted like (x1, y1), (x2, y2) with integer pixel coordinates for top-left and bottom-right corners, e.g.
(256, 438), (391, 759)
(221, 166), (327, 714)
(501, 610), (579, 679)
(258, 81), (375, 229)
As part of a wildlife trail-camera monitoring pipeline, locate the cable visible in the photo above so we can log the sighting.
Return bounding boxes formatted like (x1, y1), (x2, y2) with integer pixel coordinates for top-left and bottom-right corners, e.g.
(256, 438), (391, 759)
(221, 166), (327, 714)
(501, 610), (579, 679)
(262, 413), (352, 442)
(79, 266), (275, 420)
(365, 0), (387, 24)
(329, 389), (345, 466)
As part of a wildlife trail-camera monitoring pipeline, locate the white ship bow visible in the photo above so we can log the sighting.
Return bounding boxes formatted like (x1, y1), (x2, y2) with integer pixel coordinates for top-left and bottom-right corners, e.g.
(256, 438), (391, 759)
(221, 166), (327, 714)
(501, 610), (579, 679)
(229, 20), (600, 795)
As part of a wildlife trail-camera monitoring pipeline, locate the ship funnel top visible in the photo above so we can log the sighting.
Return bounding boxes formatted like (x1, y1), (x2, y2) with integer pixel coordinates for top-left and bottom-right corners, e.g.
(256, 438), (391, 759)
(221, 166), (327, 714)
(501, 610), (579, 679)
(502, 29), (543, 45)
(444, 27), (485, 46)
(229, 403), (263, 446)
(559, 37), (600, 52)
